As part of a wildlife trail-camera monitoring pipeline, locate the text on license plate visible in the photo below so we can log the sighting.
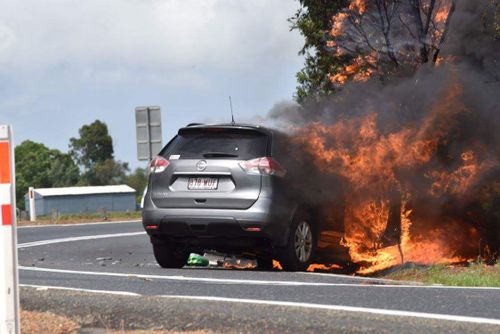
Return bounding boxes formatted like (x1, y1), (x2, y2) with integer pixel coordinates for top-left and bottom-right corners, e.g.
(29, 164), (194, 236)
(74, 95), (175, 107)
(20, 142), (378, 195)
(187, 177), (218, 190)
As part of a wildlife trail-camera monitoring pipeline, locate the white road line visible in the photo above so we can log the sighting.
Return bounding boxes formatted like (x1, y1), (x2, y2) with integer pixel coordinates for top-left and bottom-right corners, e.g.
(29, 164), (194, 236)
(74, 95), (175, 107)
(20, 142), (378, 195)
(19, 266), (368, 287)
(18, 284), (500, 325)
(17, 220), (140, 229)
(20, 284), (140, 296)
(18, 266), (500, 290)
(161, 295), (500, 326)
(18, 231), (500, 289)
(17, 231), (500, 327)
(18, 231), (146, 248)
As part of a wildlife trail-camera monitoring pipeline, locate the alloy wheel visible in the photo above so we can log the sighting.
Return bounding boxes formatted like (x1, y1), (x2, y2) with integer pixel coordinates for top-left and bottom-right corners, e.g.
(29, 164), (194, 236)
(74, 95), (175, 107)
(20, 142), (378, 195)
(294, 220), (312, 262)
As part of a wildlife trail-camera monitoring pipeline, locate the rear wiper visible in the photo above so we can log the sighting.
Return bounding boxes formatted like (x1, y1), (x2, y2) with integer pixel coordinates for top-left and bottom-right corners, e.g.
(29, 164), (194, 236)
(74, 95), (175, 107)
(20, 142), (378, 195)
(203, 152), (239, 158)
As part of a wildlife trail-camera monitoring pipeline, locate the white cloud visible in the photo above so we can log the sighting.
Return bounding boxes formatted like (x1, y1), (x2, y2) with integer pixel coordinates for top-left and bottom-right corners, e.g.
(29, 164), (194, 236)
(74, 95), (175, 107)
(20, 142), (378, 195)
(0, 0), (304, 168)
(0, 0), (302, 74)
(0, 22), (15, 55)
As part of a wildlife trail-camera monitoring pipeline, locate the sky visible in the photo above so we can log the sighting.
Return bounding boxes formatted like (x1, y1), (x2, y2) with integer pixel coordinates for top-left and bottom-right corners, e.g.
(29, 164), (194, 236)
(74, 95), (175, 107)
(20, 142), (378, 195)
(0, 0), (304, 170)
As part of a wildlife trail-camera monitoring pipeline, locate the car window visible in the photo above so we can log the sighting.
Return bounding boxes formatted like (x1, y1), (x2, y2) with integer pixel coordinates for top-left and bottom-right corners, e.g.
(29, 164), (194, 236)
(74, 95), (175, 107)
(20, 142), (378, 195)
(161, 130), (268, 160)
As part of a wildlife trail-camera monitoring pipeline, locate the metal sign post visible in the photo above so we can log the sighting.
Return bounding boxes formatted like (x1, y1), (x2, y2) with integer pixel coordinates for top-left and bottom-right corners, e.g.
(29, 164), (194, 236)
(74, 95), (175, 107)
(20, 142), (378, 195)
(135, 106), (163, 161)
(0, 125), (20, 334)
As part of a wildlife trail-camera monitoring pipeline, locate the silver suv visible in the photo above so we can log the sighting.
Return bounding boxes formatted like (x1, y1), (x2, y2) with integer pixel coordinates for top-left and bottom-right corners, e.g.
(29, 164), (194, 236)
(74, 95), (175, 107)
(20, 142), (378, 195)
(142, 123), (350, 271)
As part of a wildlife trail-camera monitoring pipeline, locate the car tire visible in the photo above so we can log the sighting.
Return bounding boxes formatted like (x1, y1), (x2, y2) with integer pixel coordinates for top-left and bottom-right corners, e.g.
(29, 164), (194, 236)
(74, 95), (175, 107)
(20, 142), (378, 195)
(256, 256), (274, 270)
(152, 242), (189, 269)
(278, 210), (316, 271)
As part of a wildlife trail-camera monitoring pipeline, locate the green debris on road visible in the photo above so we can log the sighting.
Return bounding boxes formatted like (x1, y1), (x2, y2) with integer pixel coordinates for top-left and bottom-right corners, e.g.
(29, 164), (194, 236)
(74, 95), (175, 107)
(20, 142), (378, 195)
(187, 253), (209, 267)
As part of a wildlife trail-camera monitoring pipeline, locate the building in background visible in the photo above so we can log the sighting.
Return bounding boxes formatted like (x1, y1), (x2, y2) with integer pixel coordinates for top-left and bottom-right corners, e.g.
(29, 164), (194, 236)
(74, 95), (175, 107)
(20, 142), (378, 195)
(24, 185), (137, 216)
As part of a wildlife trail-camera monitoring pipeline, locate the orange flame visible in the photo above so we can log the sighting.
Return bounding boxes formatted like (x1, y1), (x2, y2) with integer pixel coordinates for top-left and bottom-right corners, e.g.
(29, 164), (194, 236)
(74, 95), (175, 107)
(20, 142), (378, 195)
(349, 0), (366, 15)
(307, 264), (342, 272)
(328, 0), (454, 85)
(272, 260), (283, 270)
(292, 80), (485, 274)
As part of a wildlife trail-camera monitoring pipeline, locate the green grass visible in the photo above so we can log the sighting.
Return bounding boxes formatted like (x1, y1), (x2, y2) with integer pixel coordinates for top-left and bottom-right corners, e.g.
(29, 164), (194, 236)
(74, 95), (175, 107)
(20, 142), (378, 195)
(382, 263), (500, 287)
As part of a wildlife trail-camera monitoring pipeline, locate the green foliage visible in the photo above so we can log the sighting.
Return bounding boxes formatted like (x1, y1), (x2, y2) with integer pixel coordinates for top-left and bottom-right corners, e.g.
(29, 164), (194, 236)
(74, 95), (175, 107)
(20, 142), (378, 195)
(15, 121), (148, 208)
(384, 263), (500, 287)
(15, 140), (79, 209)
(69, 120), (114, 169)
(126, 167), (148, 203)
(289, 0), (348, 103)
(70, 120), (130, 187)
(81, 159), (129, 186)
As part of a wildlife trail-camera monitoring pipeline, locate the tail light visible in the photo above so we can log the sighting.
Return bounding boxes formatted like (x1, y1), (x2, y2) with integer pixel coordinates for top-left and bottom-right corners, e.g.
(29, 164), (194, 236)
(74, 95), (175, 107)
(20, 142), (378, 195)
(149, 156), (169, 174)
(239, 157), (286, 177)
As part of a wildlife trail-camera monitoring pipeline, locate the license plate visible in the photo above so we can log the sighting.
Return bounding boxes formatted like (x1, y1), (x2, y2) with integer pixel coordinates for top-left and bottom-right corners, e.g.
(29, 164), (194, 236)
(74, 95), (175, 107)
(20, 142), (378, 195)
(187, 177), (218, 190)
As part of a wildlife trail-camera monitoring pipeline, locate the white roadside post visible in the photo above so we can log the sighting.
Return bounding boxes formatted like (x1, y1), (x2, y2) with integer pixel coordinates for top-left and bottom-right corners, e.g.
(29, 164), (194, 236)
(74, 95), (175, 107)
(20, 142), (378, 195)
(28, 187), (36, 222)
(0, 125), (20, 334)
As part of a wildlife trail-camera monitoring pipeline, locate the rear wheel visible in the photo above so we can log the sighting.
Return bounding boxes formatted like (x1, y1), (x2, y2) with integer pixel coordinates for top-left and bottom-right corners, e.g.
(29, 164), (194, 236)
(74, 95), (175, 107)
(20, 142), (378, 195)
(152, 242), (189, 268)
(279, 211), (316, 271)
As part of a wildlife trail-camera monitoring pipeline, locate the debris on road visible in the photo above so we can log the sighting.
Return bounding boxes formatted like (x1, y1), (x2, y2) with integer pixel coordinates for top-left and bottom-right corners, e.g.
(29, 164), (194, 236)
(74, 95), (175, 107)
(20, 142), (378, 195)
(187, 253), (209, 267)
(201, 251), (225, 267)
(223, 256), (256, 269)
(188, 251), (259, 269)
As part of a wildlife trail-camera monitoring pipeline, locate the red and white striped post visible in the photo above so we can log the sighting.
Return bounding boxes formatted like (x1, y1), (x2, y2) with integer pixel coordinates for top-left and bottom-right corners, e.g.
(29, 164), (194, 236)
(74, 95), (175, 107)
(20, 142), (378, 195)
(0, 125), (19, 334)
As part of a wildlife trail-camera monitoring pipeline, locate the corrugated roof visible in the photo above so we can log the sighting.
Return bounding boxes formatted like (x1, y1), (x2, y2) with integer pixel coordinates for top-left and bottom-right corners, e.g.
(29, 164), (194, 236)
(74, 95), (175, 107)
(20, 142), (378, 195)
(33, 185), (136, 197)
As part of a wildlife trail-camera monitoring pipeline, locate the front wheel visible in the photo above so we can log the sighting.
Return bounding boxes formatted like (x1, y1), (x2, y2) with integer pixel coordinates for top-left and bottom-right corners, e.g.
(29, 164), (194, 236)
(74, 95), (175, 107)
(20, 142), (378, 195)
(278, 212), (316, 271)
(152, 242), (189, 269)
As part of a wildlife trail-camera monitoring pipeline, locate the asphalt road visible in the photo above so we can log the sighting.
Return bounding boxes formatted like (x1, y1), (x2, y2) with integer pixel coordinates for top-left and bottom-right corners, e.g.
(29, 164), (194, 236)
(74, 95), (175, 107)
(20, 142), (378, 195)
(17, 221), (500, 333)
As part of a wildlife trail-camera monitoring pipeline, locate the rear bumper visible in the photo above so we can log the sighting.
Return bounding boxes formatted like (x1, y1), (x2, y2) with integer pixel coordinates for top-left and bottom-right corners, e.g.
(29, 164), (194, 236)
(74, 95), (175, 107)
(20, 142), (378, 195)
(142, 195), (291, 247)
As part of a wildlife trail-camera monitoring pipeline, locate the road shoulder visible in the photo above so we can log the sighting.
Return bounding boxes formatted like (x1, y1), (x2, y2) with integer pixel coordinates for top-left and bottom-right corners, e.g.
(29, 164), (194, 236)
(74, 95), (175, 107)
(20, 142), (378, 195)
(21, 286), (500, 334)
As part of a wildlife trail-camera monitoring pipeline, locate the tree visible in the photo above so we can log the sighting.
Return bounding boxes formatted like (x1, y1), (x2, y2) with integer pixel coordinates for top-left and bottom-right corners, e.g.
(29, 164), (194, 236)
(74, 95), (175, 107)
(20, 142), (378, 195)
(15, 140), (80, 209)
(69, 120), (114, 170)
(82, 159), (129, 186)
(69, 120), (128, 186)
(326, 0), (456, 84)
(126, 168), (148, 203)
(291, 1), (459, 95)
(289, 0), (349, 103)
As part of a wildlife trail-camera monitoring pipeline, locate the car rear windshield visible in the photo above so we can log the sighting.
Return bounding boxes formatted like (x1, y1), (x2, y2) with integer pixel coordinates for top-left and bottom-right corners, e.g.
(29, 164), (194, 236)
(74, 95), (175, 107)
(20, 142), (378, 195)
(160, 128), (268, 160)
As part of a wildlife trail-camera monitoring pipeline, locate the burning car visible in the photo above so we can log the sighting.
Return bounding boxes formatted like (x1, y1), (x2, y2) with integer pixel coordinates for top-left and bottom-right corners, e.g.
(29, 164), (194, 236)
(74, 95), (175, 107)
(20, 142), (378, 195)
(141, 123), (354, 271)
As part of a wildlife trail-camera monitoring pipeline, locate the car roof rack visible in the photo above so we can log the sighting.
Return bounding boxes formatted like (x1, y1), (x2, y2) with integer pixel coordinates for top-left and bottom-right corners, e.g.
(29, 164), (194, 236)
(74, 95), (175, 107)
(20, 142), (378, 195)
(186, 123), (204, 127)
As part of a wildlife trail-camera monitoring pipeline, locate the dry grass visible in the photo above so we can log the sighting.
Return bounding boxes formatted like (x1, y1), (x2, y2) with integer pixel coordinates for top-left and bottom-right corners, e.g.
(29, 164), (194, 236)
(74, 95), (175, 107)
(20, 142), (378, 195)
(21, 310), (79, 334)
(17, 211), (141, 227)
(111, 331), (212, 334)
(21, 310), (213, 334)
